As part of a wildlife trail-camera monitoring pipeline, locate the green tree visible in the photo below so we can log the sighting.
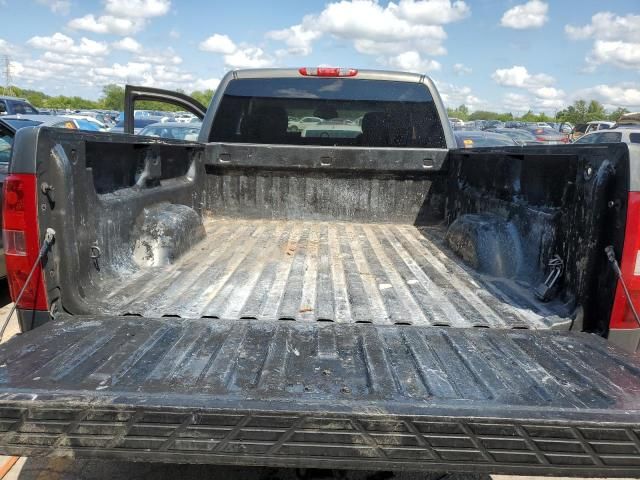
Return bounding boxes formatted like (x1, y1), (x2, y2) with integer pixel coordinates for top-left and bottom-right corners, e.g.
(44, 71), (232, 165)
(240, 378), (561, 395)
(467, 110), (513, 122)
(557, 100), (591, 124)
(190, 89), (215, 108)
(586, 100), (606, 121)
(100, 84), (125, 111)
(608, 107), (629, 122)
(446, 104), (470, 121)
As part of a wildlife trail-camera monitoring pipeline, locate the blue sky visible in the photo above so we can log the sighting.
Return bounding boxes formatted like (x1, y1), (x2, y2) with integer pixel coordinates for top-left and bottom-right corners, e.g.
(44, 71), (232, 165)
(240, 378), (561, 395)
(0, 0), (638, 114)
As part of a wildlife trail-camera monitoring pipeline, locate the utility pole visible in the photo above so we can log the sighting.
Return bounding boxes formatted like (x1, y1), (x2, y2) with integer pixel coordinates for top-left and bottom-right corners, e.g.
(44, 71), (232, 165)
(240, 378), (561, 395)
(2, 56), (14, 96)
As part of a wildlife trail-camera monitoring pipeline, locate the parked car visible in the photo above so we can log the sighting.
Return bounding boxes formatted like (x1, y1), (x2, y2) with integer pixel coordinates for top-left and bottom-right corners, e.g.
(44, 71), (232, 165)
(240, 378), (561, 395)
(486, 127), (541, 145)
(483, 120), (505, 130)
(173, 112), (197, 123)
(74, 111), (115, 128)
(288, 116), (323, 132)
(585, 120), (615, 135)
(110, 118), (160, 134)
(454, 130), (519, 148)
(138, 122), (202, 140)
(0, 95), (39, 115)
(573, 127), (640, 145)
(471, 119), (487, 130)
(65, 115), (109, 131)
(524, 125), (569, 144)
(3, 69), (640, 477)
(301, 118), (362, 139)
(559, 122), (573, 134)
(571, 123), (588, 141)
(570, 121), (614, 141)
(449, 117), (465, 129)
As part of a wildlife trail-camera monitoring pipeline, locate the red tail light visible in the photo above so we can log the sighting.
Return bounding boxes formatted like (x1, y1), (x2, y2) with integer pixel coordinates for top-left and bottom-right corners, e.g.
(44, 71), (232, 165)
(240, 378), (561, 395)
(610, 192), (640, 329)
(2, 174), (48, 311)
(299, 67), (358, 77)
(536, 136), (546, 142)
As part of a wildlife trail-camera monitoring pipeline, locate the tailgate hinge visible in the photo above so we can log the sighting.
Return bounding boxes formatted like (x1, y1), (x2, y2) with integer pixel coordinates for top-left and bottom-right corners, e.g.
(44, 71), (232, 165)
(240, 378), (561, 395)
(535, 255), (564, 302)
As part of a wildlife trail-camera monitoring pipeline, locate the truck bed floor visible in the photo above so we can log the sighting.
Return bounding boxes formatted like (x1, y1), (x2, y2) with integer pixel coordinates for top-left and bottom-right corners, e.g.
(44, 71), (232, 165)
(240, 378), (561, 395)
(100, 218), (571, 329)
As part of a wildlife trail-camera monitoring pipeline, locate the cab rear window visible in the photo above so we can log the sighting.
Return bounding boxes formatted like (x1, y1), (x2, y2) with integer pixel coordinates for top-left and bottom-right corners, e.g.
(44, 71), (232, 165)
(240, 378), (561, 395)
(210, 77), (446, 148)
(630, 133), (640, 144)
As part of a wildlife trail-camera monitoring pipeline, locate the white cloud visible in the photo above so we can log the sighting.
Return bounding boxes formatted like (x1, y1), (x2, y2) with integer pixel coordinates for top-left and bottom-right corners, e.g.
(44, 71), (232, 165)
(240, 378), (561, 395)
(503, 92), (531, 112)
(41, 51), (96, 66)
(266, 0), (469, 66)
(395, 0), (470, 24)
(492, 66), (564, 112)
(68, 0), (171, 35)
(87, 58), (218, 94)
(104, 0), (171, 18)
(68, 14), (144, 35)
(267, 25), (321, 56)
(352, 37), (446, 56)
(192, 78), (220, 91)
(533, 86), (564, 100)
(27, 32), (109, 56)
(588, 40), (640, 70)
(36, 0), (71, 14)
(500, 0), (548, 30)
(113, 37), (142, 53)
(386, 51), (441, 73)
(135, 47), (182, 65)
(573, 84), (640, 110)
(152, 64), (194, 84)
(501, 91), (564, 113)
(199, 33), (273, 69)
(224, 47), (273, 69)
(0, 38), (13, 55)
(92, 61), (152, 81)
(435, 81), (483, 110)
(565, 12), (640, 72)
(452, 63), (471, 75)
(199, 34), (237, 54)
(169, 29), (180, 39)
(565, 12), (640, 42)
(11, 57), (98, 88)
(311, 1), (447, 53)
(492, 65), (554, 89)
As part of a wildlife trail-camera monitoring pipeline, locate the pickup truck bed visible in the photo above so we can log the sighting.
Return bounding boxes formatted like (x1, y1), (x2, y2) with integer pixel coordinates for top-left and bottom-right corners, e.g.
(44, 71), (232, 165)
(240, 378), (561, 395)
(2, 70), (638, 476)
(0, 316), (639, 475)
(100, 217), (569, 328)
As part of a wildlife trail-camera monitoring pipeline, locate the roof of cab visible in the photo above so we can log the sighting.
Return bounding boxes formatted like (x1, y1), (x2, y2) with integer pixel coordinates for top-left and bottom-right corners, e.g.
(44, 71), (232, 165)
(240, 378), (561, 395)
(232, 68), (428, 83)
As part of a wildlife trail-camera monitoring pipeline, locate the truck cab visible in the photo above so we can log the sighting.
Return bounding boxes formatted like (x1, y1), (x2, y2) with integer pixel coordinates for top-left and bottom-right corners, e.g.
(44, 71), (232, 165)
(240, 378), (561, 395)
(0, 96), (39, 116)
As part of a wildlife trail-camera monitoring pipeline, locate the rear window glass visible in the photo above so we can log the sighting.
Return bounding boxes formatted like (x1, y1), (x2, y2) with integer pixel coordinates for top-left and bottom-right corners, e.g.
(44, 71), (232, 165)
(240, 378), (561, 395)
(9, 101), (38, 115)
(575, 131), (622, 144)
(595, 132), (622, 143)
(0, 125), (12, 163)
(210, 77), (446, 148)
(630, 133), (640, 144)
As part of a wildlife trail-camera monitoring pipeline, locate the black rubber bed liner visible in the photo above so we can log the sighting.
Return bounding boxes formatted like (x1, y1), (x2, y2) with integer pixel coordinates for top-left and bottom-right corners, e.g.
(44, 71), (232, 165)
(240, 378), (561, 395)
(94, 218), (571, 329)
(0, 316), (639, 475)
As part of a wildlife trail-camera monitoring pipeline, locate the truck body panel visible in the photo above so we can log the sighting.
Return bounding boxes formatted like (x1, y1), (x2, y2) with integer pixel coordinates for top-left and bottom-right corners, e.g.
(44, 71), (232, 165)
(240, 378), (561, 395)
(2, 70), (639, 475)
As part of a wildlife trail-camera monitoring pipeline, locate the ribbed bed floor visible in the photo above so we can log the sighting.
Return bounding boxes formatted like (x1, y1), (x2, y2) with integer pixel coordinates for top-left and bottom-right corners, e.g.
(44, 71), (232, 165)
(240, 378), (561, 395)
(102, 218), (572, 329)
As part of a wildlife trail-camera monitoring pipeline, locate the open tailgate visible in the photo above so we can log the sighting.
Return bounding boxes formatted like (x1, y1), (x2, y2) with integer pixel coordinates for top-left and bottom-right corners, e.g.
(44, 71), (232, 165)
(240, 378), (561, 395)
(0, 316), (639, 476)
